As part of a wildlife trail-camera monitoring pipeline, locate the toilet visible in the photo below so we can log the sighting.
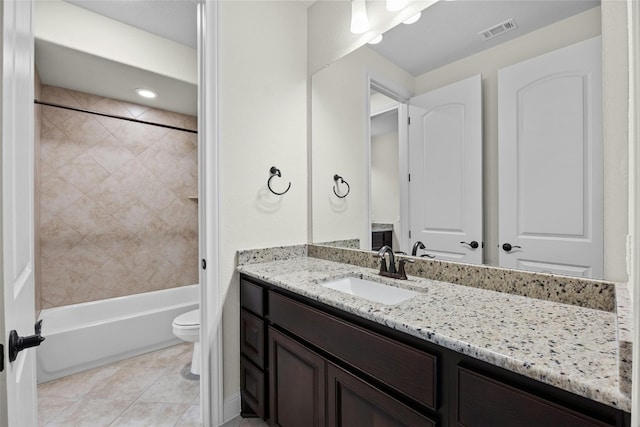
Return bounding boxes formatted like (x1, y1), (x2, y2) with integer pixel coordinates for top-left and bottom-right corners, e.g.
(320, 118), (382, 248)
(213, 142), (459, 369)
(172, 309), (200, 375)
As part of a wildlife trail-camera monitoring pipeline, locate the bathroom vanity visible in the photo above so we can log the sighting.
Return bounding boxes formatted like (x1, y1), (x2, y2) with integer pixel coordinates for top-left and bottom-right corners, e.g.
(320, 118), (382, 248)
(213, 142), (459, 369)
(237, 253), (631, 427)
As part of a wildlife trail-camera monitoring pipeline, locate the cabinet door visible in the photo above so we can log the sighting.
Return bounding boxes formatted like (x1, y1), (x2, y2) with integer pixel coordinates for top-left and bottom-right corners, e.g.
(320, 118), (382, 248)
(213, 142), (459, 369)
(457, 367), (613, 427)
(269, 327), (326, 427)
(327, 363), (436, 427)
(241, 309), (265, 368)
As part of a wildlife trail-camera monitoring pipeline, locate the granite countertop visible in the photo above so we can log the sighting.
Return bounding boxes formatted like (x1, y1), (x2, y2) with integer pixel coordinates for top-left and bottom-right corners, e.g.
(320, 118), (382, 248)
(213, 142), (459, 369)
(237, 256), (630, 412)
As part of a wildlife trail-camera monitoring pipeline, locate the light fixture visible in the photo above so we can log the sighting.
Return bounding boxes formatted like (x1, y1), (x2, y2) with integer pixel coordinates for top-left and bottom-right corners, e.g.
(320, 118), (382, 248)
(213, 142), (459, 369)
(386, 0), (408, 11)
(350, 0), (370, 34)
(135, 88), (157, 99)
(368, 34), (383, 45)
(403, 12), (421, 25)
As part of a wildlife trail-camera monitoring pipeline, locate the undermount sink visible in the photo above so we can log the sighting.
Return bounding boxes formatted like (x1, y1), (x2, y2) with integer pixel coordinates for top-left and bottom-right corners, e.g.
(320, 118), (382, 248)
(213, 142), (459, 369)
(322, 276), (418, 305)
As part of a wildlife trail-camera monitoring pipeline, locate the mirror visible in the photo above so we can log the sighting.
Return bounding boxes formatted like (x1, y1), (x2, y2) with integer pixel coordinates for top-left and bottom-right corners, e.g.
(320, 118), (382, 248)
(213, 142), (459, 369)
(311, 0), (604, 273)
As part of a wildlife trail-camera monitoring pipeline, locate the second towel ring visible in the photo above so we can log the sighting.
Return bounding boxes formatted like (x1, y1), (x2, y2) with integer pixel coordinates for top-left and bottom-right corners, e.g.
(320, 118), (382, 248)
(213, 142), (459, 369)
(333, 174), (350, 198)
(268, 166), (291, 195)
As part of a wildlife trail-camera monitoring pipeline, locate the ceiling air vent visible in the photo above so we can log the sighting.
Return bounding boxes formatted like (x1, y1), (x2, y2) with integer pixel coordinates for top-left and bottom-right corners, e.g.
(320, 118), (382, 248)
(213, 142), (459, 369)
(478, 18), (517, 41)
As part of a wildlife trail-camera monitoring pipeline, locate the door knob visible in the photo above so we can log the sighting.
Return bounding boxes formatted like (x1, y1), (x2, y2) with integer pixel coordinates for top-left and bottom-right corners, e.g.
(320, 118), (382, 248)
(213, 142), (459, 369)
(8, 320), (45, 362)
(501, 243), (521, 252)
(460, 241), (479, 249)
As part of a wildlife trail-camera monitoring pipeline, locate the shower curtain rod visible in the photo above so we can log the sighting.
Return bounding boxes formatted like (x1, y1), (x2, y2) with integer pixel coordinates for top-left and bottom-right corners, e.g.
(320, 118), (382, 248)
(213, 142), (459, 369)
(34, 100), (198, 134)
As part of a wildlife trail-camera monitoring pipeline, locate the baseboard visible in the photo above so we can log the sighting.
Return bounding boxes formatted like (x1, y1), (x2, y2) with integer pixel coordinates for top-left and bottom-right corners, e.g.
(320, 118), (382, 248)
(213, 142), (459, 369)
(223, 391), (241, 424)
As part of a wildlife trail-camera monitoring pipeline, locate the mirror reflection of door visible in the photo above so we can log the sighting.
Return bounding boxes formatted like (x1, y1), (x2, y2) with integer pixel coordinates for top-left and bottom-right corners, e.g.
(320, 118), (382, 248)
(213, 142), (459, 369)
(408, 74), (483, 264)
(370, 92), (400, 252)
(369, 87), (409, 254)
(498, 36), (603, 279)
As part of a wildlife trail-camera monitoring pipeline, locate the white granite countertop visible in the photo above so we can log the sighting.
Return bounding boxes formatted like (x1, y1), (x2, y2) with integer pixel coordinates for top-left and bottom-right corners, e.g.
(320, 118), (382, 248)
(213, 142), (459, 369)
(237, 257), (630, 412)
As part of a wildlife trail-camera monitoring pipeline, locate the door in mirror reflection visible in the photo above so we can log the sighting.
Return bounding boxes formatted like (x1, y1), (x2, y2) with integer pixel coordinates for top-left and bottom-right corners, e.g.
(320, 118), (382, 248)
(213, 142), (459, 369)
(498, 37), (603, 279)
(409, 75), (483, 264)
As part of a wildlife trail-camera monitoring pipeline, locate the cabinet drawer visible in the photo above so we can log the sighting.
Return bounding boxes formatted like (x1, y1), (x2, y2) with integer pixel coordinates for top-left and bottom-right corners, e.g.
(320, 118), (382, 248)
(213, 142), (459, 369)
(240, 278), (265, 317)
(240, 356), (266, 419)
(328, 363), (436, 427)
(457, 367), (613, 427)
(269, 292), (437, 410)
(240, 309), (265, 369)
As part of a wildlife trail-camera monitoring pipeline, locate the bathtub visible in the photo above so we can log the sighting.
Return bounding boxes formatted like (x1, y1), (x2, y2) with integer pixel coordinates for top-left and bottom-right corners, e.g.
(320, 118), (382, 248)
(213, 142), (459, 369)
(36, 284), (199, 383)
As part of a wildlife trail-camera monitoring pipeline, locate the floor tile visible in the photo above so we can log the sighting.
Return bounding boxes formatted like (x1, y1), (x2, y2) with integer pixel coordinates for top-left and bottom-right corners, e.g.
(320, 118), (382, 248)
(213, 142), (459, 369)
(85, 367), (167, 401)
(116, 342), (192, 371)
(42, 398), (131, 427)
(38, 344), (201, 427)
(137, 370), (199, 404)
(174, 404), (202, 427)
(109, 401), (190, 427)
(38, 366), (120, 399)
(37, 395), (77, 427)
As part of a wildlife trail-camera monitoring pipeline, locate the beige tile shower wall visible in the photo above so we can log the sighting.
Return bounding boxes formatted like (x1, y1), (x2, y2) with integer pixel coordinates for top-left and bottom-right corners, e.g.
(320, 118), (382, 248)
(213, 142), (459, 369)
(38, 85), (198, 308)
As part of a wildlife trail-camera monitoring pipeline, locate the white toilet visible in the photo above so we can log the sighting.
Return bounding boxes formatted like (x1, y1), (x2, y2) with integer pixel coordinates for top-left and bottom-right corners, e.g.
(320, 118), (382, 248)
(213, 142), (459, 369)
(172, 309), (200, 375)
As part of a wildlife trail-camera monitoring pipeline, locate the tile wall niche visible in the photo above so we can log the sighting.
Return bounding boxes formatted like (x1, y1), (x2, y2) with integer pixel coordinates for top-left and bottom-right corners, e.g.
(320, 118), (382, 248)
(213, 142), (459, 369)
(37, 85), (198, 308)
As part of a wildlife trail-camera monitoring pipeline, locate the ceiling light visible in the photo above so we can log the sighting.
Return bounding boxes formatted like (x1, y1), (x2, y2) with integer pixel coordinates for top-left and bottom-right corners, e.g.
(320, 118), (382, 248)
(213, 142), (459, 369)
(403, 12), (421, 25)
(386, 0), (408, 11)
(350, 0), (370, 34)
(368, 35), (383, 45)
(136, 88), (157, 99)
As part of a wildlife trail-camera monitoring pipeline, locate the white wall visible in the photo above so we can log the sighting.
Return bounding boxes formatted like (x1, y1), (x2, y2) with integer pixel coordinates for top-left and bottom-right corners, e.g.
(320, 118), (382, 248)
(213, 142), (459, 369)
(311, 46), (413, 246)
(218, 1), (308, 399)
(413, 7), (605, 271)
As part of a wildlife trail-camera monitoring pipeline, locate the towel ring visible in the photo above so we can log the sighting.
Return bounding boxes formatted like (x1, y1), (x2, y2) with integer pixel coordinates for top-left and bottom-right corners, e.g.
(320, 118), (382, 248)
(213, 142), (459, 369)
(268, 166), (291, 195)
(333, 174), (350, 198)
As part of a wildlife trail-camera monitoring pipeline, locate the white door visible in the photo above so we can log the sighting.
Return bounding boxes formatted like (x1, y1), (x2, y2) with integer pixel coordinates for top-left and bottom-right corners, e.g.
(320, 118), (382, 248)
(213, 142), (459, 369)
(1, 1), (38, 426)
(408, 74), (483, 263)
(498, 37), (603, 278)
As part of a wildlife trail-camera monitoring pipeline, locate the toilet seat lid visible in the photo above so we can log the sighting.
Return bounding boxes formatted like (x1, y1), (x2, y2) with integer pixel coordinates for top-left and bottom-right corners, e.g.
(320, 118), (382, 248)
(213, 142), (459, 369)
(174, 309), (200, 327)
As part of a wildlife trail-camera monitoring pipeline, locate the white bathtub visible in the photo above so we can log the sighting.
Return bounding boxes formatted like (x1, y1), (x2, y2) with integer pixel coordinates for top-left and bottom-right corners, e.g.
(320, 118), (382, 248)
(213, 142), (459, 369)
(36, 285), (199, 383)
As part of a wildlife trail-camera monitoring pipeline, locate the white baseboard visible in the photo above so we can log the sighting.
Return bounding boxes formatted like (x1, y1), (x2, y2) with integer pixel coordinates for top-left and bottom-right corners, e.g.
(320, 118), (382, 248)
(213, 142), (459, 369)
(223, 391), (241, 424)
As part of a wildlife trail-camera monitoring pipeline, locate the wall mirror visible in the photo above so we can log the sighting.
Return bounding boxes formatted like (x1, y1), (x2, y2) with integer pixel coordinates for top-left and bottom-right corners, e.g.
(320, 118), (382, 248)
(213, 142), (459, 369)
(311, 0), (608, 278)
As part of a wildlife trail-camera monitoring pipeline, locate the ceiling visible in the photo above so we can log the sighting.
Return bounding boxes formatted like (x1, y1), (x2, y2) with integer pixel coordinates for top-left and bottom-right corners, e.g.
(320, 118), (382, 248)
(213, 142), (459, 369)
(369, 0), (600, 76)
(65, 0), (197, 48)
(35, 0), (198, 116)
(35, 0), (600, 116)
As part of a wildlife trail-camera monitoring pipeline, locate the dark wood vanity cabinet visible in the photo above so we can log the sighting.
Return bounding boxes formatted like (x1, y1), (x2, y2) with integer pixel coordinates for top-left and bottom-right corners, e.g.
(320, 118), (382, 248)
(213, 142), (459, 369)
(269, 327), (326, 427)
(239, 274), (630, 427)
(240, 278), (268, 418)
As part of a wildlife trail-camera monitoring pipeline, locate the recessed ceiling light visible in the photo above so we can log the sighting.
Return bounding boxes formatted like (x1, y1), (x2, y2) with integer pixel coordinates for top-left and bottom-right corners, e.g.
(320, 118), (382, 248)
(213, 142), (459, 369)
(136, 88), (157, 99)
(368, 35), (383, 45)
(403, 12), (421, 25)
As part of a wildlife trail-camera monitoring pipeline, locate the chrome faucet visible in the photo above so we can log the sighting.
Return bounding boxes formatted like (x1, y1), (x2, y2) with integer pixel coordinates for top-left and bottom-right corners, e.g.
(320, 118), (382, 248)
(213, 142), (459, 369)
(377, 245), (414, 280)
(412, 241), (425, 256)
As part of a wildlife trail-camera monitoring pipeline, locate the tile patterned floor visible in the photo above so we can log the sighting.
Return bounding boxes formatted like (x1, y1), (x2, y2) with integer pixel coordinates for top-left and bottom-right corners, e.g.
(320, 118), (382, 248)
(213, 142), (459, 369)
(38, 343), (201, 427)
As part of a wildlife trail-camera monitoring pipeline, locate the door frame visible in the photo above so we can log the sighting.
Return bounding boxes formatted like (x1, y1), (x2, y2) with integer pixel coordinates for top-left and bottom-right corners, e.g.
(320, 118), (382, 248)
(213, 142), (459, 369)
(197, 1), (223, 425)
(628, 0), (640, 422)
(366, 74), (410, 253)
(0, 1), (223, 425)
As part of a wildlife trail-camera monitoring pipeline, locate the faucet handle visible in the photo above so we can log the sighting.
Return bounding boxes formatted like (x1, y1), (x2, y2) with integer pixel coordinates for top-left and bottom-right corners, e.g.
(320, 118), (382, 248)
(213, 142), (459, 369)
(397, 258), (415, 279)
